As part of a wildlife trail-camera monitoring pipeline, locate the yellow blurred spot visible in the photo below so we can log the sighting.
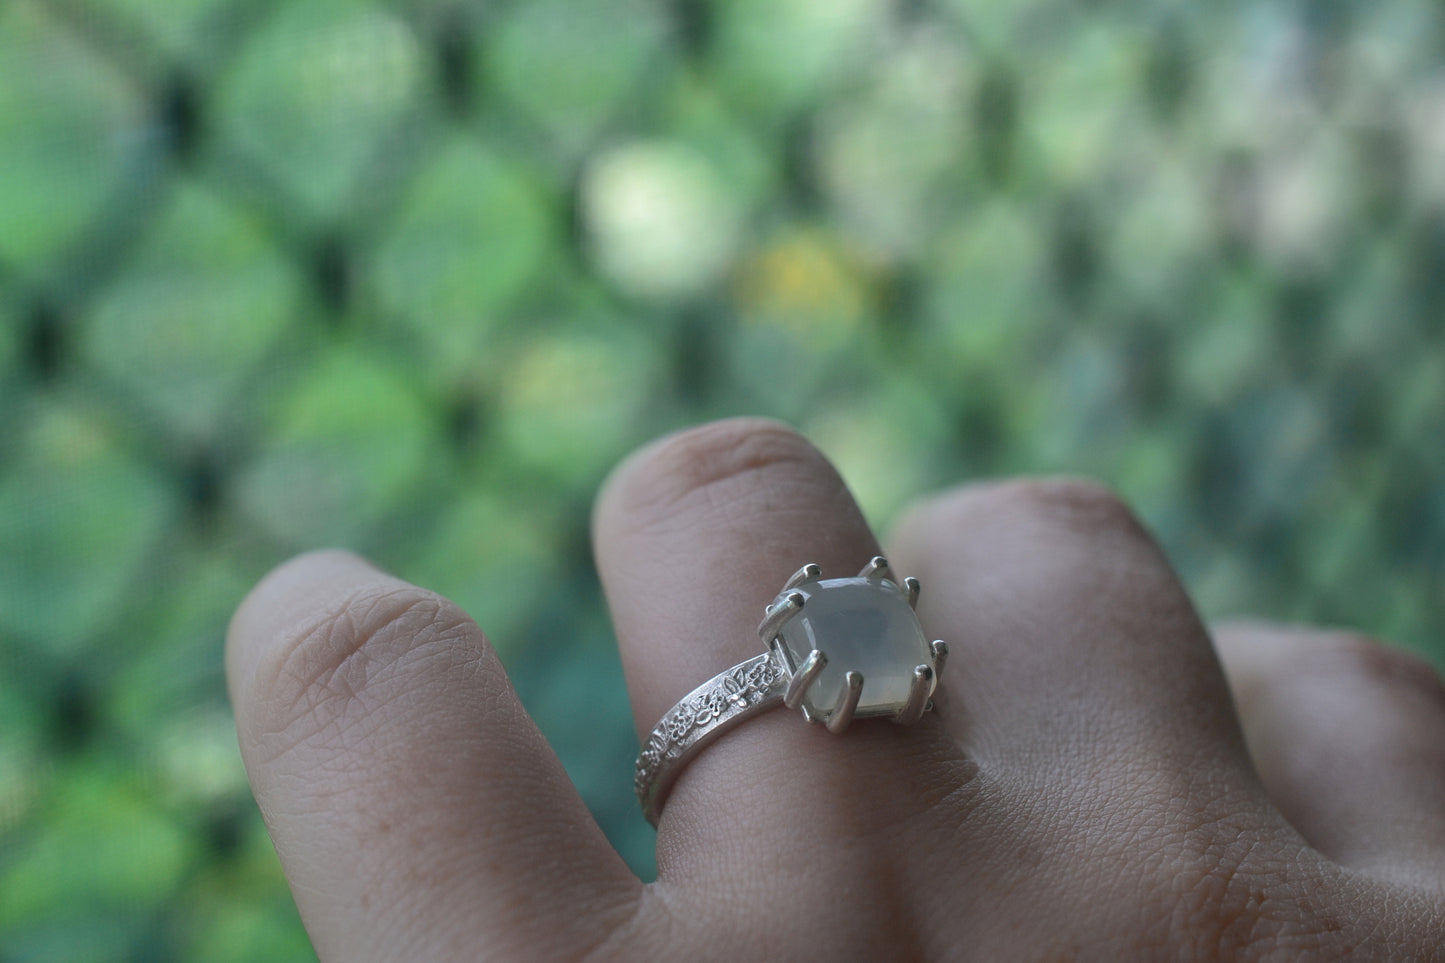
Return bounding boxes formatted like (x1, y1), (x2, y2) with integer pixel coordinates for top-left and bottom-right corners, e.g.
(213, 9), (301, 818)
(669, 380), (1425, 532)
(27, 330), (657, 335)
(735, 230), (871, 341)
(25, 401), (112, 468)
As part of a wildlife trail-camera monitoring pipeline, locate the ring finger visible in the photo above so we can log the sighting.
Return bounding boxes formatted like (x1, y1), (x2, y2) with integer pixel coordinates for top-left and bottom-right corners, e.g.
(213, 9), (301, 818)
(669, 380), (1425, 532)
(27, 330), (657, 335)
(593, 419), (975, 951)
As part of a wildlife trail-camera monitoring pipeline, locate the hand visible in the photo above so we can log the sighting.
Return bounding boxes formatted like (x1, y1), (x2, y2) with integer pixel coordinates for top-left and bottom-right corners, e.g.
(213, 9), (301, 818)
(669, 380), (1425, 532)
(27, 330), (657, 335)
(227, 418), (1445, 960)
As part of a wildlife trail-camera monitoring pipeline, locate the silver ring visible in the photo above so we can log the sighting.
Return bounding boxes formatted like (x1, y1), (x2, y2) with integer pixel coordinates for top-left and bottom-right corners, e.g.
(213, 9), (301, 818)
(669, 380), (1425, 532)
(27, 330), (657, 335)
(634, 557), (948, 826)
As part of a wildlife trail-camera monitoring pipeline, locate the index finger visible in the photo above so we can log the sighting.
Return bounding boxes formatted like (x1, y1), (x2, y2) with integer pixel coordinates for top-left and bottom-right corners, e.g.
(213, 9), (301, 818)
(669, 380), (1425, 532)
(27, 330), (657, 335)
(228, 550), (641, 961)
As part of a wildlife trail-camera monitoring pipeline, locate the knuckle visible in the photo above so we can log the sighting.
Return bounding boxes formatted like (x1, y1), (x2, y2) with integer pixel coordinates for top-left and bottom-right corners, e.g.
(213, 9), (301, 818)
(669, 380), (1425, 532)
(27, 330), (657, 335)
(909, 476), (1147, 545)
(250, 582), (480, 756)
(993, 476), (1143, 535)
(1325, 634), (1444, 698)
(601, 417), (831, 533)
(1265, 630), (1445, 708)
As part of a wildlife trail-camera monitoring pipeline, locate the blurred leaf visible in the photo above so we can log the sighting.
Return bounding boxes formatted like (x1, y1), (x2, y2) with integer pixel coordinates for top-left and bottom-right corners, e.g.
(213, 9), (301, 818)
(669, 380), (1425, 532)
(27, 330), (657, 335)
(214, 0), (426, 216)
(80, 183), (302, 439)
(0, 399), (172, 646)
(0, 301), (17, 378)
(712, 0), (893, 117)
(234, 347), (440, 547)
(405, 487), (563, 650)
(0, 763), (194, 931)
(0, 1), (146, 270)
(493, 321), (660, 485)
(485, 0), (671, 157)
(371, 137), (554, 376)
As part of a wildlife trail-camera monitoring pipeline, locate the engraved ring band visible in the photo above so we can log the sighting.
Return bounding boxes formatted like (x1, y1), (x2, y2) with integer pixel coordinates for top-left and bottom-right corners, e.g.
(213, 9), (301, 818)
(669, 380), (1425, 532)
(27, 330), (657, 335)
(634, 556), (949, 826)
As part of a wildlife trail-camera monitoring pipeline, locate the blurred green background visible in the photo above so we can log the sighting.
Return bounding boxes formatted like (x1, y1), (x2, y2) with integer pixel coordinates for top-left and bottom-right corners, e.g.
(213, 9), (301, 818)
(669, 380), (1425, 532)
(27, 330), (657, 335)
(2, 0), (1444, 957)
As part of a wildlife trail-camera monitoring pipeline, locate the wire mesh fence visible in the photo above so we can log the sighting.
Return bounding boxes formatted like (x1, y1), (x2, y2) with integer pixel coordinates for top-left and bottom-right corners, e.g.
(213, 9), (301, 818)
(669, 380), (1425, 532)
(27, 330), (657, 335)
(2, 0), (1445, 957)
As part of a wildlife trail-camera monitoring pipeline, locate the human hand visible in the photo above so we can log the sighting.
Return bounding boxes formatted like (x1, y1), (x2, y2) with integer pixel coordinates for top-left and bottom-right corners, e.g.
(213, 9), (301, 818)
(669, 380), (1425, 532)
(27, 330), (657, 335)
(227, 418), (1445, 960)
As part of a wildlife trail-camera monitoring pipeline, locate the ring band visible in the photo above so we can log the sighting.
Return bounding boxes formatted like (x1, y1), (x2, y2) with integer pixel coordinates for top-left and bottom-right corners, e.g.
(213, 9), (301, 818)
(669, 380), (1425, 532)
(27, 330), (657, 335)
(633, 557), (948, 826)
(633, 652), (787, 826)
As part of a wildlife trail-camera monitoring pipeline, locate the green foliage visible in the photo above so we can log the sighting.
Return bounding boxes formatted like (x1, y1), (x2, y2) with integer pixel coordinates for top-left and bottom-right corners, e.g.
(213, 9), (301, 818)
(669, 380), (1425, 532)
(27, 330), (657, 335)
(2, 0), (1444, 959)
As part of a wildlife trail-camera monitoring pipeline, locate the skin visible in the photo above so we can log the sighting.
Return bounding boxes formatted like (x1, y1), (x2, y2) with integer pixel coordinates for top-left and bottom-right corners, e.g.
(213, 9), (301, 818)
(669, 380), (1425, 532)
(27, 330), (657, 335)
(227, 418), (1445, 961)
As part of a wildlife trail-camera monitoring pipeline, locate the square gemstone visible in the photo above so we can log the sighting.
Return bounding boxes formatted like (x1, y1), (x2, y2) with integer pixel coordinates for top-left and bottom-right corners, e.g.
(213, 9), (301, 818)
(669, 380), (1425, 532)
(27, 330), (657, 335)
(776, 577), (932, 721)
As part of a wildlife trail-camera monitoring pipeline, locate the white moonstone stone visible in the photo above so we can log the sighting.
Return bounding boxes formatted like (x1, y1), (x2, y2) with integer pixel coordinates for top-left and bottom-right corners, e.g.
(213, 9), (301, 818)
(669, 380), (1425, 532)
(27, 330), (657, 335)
(777, 577), (931, 721)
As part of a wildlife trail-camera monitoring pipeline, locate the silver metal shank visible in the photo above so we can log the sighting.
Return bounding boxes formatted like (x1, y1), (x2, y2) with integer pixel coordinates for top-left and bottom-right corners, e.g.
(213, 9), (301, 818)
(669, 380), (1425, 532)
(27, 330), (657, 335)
(634, 651), (788, 826)
(635, 561), (950, 826)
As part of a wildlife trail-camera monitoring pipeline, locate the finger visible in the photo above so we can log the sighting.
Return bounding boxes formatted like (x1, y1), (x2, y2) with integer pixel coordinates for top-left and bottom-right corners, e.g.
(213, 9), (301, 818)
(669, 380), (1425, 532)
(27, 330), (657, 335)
(227, 551), (641, 962)
(593, 420), (972, 891)
(1215, 621), (1445, 888)
(884, 476), (1297, 919)
(882, 480), (1330, 952)
(889, 479), (1256, 785)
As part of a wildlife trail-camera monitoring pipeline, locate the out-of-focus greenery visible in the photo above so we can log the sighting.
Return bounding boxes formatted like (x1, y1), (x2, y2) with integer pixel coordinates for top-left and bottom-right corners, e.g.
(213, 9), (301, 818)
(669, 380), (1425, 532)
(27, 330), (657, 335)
(2, 0), (1444, 958)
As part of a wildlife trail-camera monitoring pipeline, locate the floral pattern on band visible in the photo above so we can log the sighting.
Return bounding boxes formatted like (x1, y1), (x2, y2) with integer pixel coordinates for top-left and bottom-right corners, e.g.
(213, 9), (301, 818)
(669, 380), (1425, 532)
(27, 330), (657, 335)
(634, 652), (788, 820)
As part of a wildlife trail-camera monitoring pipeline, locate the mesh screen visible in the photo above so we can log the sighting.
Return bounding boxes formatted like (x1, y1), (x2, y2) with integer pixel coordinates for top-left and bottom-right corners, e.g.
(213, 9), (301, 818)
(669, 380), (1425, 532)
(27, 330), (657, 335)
(2, 0), (1444, 957)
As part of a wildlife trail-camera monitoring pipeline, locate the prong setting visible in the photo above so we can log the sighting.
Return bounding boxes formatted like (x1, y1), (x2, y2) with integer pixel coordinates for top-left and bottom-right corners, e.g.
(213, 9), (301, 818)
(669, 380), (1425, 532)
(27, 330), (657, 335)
(904, 577), (920, 608)
(784, 649), (828, 710)
(782, 563), (822, 592)
(767, 563), (940, 730)
(894, 664), (934, 725)
(826, 671), (865, 734)
(757, 591), (805, 641)
(857, 556), (892, 581)
(930, 639), (948, 679)
(637, 562), (946, 826)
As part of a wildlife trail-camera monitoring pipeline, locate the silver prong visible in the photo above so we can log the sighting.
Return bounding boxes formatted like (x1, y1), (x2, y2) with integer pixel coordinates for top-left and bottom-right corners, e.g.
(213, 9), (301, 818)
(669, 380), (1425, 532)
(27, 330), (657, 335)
(931, 640), (949, 678)
(904, 577), (920, 608)
(757, 591), (804, 641)
(894, 664), (934, 725)
(782, 563), (822, 592)
(784, 649), (828, 710)
(858, 556), (891, 580)
(827, 671), (864, 734)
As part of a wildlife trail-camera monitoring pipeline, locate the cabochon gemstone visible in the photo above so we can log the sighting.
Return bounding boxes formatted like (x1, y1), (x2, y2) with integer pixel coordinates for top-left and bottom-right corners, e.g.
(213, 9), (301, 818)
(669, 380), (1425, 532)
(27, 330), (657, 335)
(775, 577), (932, 721)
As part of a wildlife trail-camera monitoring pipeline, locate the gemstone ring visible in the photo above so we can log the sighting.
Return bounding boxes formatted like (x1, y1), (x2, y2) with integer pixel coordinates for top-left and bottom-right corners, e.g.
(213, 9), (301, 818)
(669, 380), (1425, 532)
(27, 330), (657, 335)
(633, 557), (948, 826)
